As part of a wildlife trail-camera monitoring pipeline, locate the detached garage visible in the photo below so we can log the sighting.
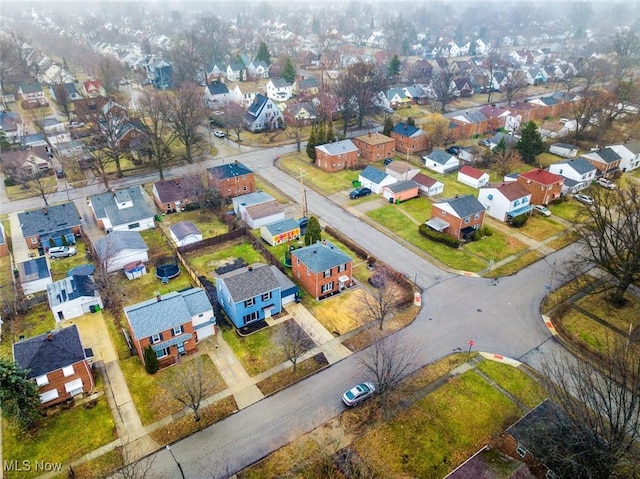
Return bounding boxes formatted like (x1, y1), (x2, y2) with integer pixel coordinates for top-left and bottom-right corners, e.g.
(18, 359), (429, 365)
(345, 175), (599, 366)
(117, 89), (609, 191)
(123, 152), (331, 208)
(170, 221), (202, 247)
(95, 231), (149, 273)
(47, 275), (103, 321)
(382, 180), (420, 203)
(260, 218), (300, 246)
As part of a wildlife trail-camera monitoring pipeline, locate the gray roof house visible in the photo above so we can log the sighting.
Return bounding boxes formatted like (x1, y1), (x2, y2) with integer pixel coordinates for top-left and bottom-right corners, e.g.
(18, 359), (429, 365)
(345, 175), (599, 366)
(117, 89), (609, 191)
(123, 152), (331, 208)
(292, 240), (354, 299)
(423, 149), (460, 174)
(124, 287), (216, 366)
(169, 221), (202, 247)
(47, 275), (103, 321)
(89, 186), (155, 232)
(548, 157), (597, 194)
(94, 231), (149, 273)
(18, 257), (52, 294)
(18, 202), (82, 249)
(358, 165), (397, 194)
(243, 94), (284, 132)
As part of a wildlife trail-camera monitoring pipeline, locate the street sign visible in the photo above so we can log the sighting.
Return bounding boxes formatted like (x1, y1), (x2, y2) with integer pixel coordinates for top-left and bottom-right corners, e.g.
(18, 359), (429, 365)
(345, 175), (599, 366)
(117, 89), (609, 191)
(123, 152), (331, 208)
(468, 340), (474, 346)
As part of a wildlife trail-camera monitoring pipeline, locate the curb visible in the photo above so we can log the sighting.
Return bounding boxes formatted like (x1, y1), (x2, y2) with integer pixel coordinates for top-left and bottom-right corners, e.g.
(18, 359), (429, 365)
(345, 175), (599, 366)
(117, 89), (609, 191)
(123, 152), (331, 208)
(541, 314), (558, 335)
(479, 351), (522, 367)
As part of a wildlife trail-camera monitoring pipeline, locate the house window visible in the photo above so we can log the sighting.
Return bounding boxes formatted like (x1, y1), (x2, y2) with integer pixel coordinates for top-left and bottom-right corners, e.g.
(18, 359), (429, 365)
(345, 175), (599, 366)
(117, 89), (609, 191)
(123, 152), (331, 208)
(441, 211), (447, 216)
(516, 444), (527, 458)
(172, 325), (183, 336)
(128, 222), (140, 229)
(464, 218), (470, 224)
(35, 374), (49, 386)
(262, 291), (272, 301)
(62, 365), (75, 377)
(522, 197), (528, 203)
(306, 267), (311, 276)
(323, 269), (332, 278)
(151, 333), (161, 344)
(244, 298), (255, 307)
(514, 199), (520, 206)
(155, 347), (169, 358)
(338, 264), (346, 273)
(30, 237), (38, 245)
(39, 389), (59, 404)
(474, 213), (480, 219)
(321, 282), (334, 293)
(243, 311), (259, 324)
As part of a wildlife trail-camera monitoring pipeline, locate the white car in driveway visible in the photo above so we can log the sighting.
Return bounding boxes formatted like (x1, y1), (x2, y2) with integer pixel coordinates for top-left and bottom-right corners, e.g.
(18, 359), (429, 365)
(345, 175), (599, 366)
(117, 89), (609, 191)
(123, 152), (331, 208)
(213, 130), (226, 138)
(574, 194), (594, 205)
(532, 205), (551, 217)
(342, 381), (376, 406)
(595, 178), (616, 189)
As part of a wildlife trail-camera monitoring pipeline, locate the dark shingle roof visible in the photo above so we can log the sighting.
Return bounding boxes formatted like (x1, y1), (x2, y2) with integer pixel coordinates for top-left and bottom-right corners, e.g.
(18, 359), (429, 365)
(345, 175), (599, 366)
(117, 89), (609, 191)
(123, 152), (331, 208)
(207, 82), (229, 95)
(437, 195), (485, 218)
(391, 122), (420, 137)
(207, 162), (253, 180)
(125, 288), (212, 339)
(47, 275), (97, 307)
(291, 240), (352, 273)
(13, 325), (86, 378)
(386, 180), (418, 193)
(95, 231), (148, 259)
(587, 147), (621, 164)
(427, 149), (456, 165)
(18, 257), (50, 282)
(216, 263), (280, 303)
(562, 157), (596, 175)
(153, 175), (202, 203)
(169, 221), (201, 241)
(360, 165), (389, 183)
(18, 203), (81, 238)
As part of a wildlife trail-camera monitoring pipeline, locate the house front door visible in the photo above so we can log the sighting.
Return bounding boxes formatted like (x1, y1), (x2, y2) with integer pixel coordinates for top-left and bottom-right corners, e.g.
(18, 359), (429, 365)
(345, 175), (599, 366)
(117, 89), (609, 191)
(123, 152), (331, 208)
(177, 343), (186, 355)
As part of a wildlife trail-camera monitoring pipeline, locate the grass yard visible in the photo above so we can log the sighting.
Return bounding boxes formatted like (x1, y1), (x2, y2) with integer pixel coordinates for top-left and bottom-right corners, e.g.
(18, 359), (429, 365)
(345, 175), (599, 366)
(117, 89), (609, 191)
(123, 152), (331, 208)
(257, 353), (329, 396)
(475, 361), (546, 409)
(102, 310), (131, 360)
(279, 153), (363, 194)
(484, 250), (543, 278)
(353, 370), (523, 478)
(50, 449), (122, 479)
(120, 354), (224, 425)
(139, 228), (174, 262)
(221, 320), (288, 376)
(6, 176), (58, 201)
(157, 209), (228, 239)
(536, 152), (562, 168)
(185, 240), (266, 278)
(367, 206), (487, 272)
(0, 303), (56, 359)
(560, 309), (617, 352)
(574, 292), (640, 337)
(114, 263), (194, 307)
(428, 172), (477, 198)
(463, 229), (527, 262)
(47, 240), (90, 281)
(303, 288), (368, 336)
(256, 177), (291, 204)
(395, 196), (432, 223)
(516, 215), (567, 242)
(548, 199), (584, 222)
(3, 398), (115, 479)
(0, 254), (15, 325)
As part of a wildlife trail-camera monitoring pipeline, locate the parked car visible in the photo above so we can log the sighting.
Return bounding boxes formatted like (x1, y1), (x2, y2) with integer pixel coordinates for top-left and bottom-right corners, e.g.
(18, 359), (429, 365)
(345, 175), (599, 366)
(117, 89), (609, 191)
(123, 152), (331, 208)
(446, 145), (461, 155)
(55, 168), (65, 178)
(595, 177), (616, 189)
(213, 130), (226, 138)
(532, 205), (551, 217)
(478, 139), (491, 147)
(342, 381), (376, 406)
(559, 118), (570, 124)
(574, 194), (594, 205)
(349, 187), (372, 199)
(383, 158), (393, 166)
(48, 246), (77, 258)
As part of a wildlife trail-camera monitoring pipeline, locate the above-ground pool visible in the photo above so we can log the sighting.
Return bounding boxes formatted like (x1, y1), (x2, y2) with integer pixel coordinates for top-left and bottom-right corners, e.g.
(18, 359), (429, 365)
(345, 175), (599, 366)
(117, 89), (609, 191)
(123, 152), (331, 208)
(155, 261), (180, 282)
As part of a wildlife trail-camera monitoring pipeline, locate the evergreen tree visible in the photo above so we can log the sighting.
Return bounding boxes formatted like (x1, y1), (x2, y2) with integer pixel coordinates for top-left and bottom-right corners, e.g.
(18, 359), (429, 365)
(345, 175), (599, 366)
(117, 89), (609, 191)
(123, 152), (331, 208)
(312, 16), (320, 35)
(306, 128), (317, 161)
(516, 121), (545, 164)
(255, 42), (271, 65)
(316, 122), (326, 146)
(494, 137), (508, 156)
(0, 358), (42, 430)
(383, 116), (394, 136)
(144, 346), (159, 374)
(282, 56), (296, 84)
(326, 121), (336, 143)
(387, 54), (401, 78)
(304, 216), (322, 246)
(407, 116), (415, 127)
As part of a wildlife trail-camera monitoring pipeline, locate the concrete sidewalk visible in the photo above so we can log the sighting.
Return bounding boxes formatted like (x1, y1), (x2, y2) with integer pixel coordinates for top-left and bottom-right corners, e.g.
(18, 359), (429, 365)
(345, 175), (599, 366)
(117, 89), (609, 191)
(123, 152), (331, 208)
(9, 212), (32, 263)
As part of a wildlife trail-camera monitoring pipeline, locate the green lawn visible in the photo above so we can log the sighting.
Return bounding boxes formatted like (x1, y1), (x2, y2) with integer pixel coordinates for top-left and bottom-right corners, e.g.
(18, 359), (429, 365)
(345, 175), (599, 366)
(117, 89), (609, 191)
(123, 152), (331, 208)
(485, 251), (543, 278)
(0, 303), (56, 359)
(120, 354), (223, 425)
(185, 241), (266, 278)
(47, 241), (90, 281)
(156, 209), (228, 240)
(6, 176), (58, 201)
(279, 153), (363, 194)
(114, 263), (194, 307)
(561, 310), (616, 353)
(516, 215), (567, 242)
(221, 321), (288, 376)
(574, 292), (640, 339)
(463, 229), (528, 262)
(548, 200), (584, 222)
(3, 397), (115, 479)
(139, 228), (174, 261)
(367, 205), (487, 272)
(475, 361), (546, 408)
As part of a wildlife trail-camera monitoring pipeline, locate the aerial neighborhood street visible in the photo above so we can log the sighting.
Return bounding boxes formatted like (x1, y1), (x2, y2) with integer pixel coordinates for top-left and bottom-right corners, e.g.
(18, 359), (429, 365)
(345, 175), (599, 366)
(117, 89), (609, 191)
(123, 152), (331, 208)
(1, 1), (639, 479)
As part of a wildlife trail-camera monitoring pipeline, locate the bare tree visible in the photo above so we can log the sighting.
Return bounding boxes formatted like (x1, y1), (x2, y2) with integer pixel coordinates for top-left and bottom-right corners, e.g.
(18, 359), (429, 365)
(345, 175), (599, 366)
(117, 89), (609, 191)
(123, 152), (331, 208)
(337, 62), (387, 128)
(15, 167), (56, 207)
(332, 77), (358, 136)
(194, 17), (232, 64)
(431, 63), (459, 112)
(611, 28), (640, 79)
(502, 69), (528, 106)
(535, 340), (640, 478)
(360, 332), (420, 413)
(420, 112), (448, 147)
(360, 265), (401, 330)
(491, 143), (524, 178)
(485, 51), (504, 104)
(276, 319), (314, 373)
(569, 61), (609, 140)
(160, 356), (217, 422)
(51, 83), (72, 121)
(92, 233), (125, 311)
(112, 437), (158, 479)
(138, 91), (178, 180)
(567, 184), (640, 307)
(220, 101), (246, 142)
(84, 142), (115, 190)
(163, 82), (208, 163)
(283, 106), (306, 152)
(98, 57), (125, 95)
(170, 30), (205, 86)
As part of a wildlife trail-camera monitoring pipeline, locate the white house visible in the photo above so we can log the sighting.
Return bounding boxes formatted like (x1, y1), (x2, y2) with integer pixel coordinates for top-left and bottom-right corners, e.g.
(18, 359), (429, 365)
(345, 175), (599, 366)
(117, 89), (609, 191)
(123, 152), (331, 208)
(266, 78), (292, 102)
(548, 157), (597, 194)
(423, 150), (460, 174)
(241, 200), (285, 229)
(412, 172), (444, 197)
(204, 81), (230, 109)
(89, 186), (155, 232)
(243, 94), (284, 132)
(478, 182), (532, 223)
(358, 165), (397, 194)
(169, 221), (202, 247)
(94, 231), (149, 273)
(607, 141), (640, 172)
(18, 257), (52, 295)
(457, 165), (490, 189)
(549, 143), (578, 158)
(47, 275), (103, 321)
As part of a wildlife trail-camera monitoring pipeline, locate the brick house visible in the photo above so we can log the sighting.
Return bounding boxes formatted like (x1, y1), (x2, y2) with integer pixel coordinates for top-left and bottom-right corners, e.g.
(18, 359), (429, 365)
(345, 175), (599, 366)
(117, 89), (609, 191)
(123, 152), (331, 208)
(427, 195), (486, 241)
(581, 147), (622, 178)
(0, 222), (8, 256)
(517, 169), (564, 205)
(450, 111), (489, 138)
(352, 132), (396, 162)
(207, 161), (255, 198)
(18, 202), (82, 250)
(124, 288), (216, 369)
(390, 122), (429, 154)
(508, 102), (537, 124)
(13, 325), (94, 407)
(152, 175), (204, 213)
(315, 139), (360, 172)
(292, 240), (354, 300)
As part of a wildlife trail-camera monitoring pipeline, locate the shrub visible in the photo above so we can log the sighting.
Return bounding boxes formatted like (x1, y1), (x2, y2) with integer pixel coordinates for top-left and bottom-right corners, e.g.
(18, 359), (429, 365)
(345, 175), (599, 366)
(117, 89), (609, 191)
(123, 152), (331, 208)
(510, 214), (529, 227)
(472, 226), (493, 241)
(143, 346), (159, 374)
(4, 177), (17, 187)
(418, 224), (460, 248)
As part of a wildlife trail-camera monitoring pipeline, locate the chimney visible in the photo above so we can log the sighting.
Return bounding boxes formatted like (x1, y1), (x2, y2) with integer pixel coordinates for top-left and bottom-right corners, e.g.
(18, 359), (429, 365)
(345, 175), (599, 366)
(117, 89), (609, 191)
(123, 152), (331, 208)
(47, 332), (53, 341)
(248, 265), (253, 271)
(42, 207), (48, 215)
(322, 239), (327, 246)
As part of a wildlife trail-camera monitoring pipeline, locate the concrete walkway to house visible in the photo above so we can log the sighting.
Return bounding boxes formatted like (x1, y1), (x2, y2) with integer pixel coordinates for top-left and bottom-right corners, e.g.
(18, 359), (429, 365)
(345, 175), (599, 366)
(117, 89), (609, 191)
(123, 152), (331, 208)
(201, 335), (265, 409)
(9, 212), (32, 263)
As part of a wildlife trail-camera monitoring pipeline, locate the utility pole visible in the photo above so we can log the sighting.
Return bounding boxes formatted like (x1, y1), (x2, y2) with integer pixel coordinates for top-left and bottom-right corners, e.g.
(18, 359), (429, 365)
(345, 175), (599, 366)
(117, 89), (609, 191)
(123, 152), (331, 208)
(297, 168), (308, 217)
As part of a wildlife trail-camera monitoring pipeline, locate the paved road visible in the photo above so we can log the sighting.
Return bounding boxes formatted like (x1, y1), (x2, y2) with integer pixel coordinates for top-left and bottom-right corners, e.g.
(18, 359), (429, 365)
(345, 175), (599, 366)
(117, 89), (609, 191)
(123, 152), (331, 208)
(143, 148), (574, 478)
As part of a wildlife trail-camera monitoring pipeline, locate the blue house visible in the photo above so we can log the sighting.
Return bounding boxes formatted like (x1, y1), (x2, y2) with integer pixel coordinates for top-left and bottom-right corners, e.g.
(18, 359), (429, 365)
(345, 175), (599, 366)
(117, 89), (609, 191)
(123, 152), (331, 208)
(216, 263), (298, 328)
(146, 59), (173, 89)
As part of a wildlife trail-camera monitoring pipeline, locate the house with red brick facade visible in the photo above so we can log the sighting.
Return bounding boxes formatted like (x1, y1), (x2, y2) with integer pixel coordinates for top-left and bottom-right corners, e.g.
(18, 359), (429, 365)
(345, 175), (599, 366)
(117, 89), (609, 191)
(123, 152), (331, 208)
(0, 222), (8, 257)
(352, 132), (396, 162)
(291, 240), (354, 300)
(152, 175), (204, 213)
(315, 139), (360, 172)
(581, 147), (622, 178)
(508, 102), (537, 124)
(427, 195), (486, 241)
(207, 161), (255, 198)
(13, 325), (94, 407)
(390, 122), (429, 154)
(17, 202), (82, 250)
(124, 288), (216, 369)
(517, 169), (564, 205)
(450, 111), (489, 138)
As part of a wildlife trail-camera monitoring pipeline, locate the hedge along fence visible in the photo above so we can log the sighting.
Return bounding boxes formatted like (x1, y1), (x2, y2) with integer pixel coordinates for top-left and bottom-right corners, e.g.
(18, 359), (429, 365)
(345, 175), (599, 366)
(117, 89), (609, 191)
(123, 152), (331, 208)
(418, 223), (461, 248)
(324, 225), (371, 261)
